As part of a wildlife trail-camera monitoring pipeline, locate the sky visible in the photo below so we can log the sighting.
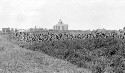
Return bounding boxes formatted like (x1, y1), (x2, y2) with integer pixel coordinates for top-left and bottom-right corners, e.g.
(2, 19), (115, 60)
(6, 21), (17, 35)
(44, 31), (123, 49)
(0, 0), (125, 30)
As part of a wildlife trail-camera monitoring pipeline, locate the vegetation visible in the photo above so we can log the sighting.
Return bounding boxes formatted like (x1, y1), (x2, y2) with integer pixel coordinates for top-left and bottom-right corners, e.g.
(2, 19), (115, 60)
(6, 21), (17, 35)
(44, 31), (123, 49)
(9, 30), (125, 73)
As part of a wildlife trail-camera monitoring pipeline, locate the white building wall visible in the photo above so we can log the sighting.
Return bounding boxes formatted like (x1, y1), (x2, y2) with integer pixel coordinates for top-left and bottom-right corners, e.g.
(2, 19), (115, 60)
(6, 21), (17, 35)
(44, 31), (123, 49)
(53, 25), (68, 30)
(53, 20), (68, 30)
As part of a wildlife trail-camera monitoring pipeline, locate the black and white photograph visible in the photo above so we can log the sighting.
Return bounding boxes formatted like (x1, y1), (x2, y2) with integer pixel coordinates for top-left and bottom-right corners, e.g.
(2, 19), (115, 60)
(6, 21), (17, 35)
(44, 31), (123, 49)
(0, 0), (125, 73)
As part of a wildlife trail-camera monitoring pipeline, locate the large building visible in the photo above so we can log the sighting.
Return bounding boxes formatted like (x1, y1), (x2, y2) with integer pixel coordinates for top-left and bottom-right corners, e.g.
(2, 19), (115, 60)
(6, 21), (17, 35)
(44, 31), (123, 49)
(53, 19), (68, 30)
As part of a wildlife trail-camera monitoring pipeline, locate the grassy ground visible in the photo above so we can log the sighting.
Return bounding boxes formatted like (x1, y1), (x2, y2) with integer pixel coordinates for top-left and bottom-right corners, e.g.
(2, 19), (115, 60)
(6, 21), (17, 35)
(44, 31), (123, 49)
(0, 34), (91, 73)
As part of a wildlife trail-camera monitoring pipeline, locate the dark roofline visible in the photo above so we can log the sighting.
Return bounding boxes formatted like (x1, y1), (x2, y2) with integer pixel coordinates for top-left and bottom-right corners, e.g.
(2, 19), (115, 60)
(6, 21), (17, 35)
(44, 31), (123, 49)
(2, 28), (11, 30)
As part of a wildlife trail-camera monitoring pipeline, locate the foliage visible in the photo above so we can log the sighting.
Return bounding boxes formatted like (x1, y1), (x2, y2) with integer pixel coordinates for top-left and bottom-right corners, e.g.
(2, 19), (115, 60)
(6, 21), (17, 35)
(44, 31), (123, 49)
(15, 30), (125, 73)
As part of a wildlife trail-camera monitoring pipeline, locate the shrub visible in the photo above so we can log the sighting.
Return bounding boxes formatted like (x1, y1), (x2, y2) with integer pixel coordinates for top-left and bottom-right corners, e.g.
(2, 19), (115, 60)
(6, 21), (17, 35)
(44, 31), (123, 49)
(16, 30), (125, 72)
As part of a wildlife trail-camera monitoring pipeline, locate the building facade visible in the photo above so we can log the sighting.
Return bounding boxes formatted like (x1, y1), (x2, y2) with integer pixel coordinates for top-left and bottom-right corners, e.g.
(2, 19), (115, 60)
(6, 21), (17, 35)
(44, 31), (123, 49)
(2, 28), (11, 33)
(53, 19), (68, 30)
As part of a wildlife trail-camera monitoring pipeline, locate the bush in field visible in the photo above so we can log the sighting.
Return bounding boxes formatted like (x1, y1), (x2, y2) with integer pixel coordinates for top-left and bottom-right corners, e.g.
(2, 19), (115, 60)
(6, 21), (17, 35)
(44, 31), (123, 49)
(24, 30), (125, 73)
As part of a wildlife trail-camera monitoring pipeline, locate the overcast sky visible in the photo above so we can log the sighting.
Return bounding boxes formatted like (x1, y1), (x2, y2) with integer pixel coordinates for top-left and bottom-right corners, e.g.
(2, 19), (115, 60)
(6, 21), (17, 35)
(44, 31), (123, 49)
(0, 0), (125, 30)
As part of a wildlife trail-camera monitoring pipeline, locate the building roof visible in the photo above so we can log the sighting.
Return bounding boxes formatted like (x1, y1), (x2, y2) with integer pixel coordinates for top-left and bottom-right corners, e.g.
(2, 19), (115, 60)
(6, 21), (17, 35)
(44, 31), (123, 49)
(2, 28), (10, 30)
(18, 29), (26, 32)
(55, 19), (68, 26)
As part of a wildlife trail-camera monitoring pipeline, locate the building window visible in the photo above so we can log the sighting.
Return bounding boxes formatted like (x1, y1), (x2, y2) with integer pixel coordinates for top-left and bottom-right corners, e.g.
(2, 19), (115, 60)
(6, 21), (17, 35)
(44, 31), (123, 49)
(66, 26), (68, 30)
(58, 26), (60, 30)
(56, 26), (57, 30)
(62, 26), (64, 30)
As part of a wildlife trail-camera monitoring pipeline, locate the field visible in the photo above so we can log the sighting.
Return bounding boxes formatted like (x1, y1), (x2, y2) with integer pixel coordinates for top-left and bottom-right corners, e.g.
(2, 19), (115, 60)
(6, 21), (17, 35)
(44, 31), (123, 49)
(0, 31), (91, 73)
(1, 29), (125, 73)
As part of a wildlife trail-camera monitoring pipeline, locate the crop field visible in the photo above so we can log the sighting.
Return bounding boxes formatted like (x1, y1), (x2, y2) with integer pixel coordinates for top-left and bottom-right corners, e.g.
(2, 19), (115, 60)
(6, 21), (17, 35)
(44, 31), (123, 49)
(1, 29), (125, 73)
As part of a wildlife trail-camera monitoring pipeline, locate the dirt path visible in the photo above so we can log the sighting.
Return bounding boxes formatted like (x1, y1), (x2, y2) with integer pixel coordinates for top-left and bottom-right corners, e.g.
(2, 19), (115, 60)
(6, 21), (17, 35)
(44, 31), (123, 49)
(0, 34), (92, 73)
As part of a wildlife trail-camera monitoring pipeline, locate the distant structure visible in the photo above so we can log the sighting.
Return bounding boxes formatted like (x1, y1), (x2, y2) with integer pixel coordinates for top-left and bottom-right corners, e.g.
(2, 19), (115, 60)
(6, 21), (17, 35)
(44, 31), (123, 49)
(123, 27), (125, 30)
(53, 19), (68, 30)
(27, 26), (48, 32)
(2, 28), (11, 33)
(17, 29), (26, 32)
